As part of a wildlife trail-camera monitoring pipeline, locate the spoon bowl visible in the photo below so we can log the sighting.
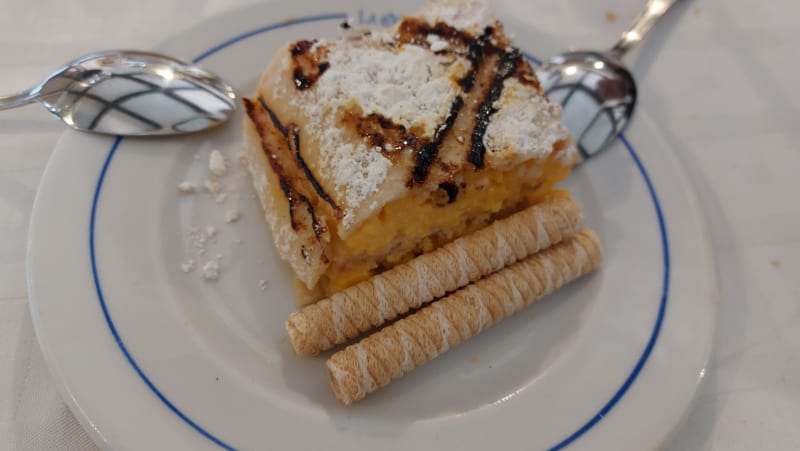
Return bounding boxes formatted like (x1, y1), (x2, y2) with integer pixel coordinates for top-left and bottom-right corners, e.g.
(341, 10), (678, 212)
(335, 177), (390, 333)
(0, 50), (237, 136)
(537, 0), (682, 160)
(538, 51), (636, 160)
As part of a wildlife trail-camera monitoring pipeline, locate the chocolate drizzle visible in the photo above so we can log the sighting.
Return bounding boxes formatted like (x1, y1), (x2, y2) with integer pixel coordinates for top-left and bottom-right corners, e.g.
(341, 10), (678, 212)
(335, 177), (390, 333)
(290, 39), (329, 90)
(438, 181), (459, 203)
(304, 197), (326, 239)
(412, 96), (464, 183)
(257, 98), (338, 216)
(258, 97), (288, 137)
(293, 64), (329, 90)
(459, 27), (493, 91)
(287, 125), (340, 214)
(290, 40), (315, 56)
(408, 27), (493, 184)
(278, 173), (323, 244)
(278, 179), (300, 229)
(243, 96), (332, 264)
(468, 47), (523, 169)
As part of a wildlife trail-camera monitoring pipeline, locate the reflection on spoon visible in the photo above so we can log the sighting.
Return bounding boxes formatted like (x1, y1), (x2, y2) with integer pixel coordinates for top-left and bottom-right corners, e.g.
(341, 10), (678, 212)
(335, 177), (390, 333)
(0, 50), (237, 136)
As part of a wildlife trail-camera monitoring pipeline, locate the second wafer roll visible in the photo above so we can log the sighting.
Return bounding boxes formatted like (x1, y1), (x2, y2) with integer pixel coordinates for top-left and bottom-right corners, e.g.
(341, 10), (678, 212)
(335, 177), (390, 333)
(286, 193), (584, 356)
(326, 229), (602, 405)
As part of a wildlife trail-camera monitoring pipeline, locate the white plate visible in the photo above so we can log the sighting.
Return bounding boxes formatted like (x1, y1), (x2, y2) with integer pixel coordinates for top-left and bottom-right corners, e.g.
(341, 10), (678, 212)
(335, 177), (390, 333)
(27, 1), (717, 450)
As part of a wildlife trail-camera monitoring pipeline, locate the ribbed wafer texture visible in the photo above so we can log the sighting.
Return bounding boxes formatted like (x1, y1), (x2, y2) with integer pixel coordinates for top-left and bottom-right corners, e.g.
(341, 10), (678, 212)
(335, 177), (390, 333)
(286, 194), (583, 356)
(326, 229), (602, 404)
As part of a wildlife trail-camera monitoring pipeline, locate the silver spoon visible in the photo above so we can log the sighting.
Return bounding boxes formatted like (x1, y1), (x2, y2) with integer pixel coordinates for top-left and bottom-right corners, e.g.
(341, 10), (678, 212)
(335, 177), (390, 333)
(0, 50), (236, 136)
(537, 0), (681, 160)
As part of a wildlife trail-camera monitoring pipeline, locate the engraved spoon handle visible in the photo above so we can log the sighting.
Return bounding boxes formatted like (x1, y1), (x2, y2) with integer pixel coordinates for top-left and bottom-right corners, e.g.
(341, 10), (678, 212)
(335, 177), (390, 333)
(608, 0), (682, 59)
(0, 88), (39, 111)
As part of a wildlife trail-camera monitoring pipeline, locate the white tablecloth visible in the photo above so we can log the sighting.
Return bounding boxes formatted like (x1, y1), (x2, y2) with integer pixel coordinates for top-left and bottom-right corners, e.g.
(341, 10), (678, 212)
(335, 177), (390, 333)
(1, 0), (798, 449)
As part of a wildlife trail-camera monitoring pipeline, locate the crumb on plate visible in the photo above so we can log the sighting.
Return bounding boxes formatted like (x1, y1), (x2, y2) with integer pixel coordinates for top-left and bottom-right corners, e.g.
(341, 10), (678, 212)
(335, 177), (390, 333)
(180, 260), (195, 273)
(205, 179), (221, 194)
(177, 181), (197, 194)
(225, 209), (241, 223)
(209, 149), (227, 177)
(202, 260), (220, 280)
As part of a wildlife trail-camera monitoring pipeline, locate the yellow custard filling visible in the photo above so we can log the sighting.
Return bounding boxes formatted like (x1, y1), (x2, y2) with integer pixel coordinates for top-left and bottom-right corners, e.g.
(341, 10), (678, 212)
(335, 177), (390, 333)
(318, 154), (572, 295)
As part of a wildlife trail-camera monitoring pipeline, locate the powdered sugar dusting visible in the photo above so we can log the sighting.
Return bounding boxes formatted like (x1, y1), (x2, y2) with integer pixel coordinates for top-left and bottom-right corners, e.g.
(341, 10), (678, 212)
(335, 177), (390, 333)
(320, 44), (466, 136)
(288, 38), (470, 229)
(426, 34), (449, 52)
(483, 78), (573, 169)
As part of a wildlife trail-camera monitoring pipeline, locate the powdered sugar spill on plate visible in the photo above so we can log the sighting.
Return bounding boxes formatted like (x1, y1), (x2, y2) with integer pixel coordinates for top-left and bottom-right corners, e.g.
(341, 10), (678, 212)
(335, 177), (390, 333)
(177, 148), (257, 284)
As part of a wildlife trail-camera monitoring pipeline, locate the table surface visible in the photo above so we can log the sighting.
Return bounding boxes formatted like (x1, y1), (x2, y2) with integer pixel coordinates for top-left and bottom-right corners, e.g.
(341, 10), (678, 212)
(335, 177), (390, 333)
(1, 0), (799, 450)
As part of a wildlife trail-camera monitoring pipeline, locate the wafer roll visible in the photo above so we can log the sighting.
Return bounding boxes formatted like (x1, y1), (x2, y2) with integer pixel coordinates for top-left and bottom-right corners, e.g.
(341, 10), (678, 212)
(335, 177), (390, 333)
(326, 229), (602, 404)
(286, 194), (584, 356)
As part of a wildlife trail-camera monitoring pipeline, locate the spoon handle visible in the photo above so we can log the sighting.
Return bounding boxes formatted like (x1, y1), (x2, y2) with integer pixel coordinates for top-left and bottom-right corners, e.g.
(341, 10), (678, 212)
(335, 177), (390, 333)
(608, 0), (682, 59)
(0, 88), (39, 111)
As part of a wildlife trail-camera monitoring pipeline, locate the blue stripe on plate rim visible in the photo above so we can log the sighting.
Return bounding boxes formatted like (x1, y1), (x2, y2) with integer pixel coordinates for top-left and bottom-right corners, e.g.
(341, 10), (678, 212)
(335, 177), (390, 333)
(88, 13), (670, 451)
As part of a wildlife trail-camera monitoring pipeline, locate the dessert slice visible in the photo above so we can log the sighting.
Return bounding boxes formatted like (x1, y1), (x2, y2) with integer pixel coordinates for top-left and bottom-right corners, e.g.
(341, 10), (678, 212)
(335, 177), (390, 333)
(242, 0), (577, 304)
